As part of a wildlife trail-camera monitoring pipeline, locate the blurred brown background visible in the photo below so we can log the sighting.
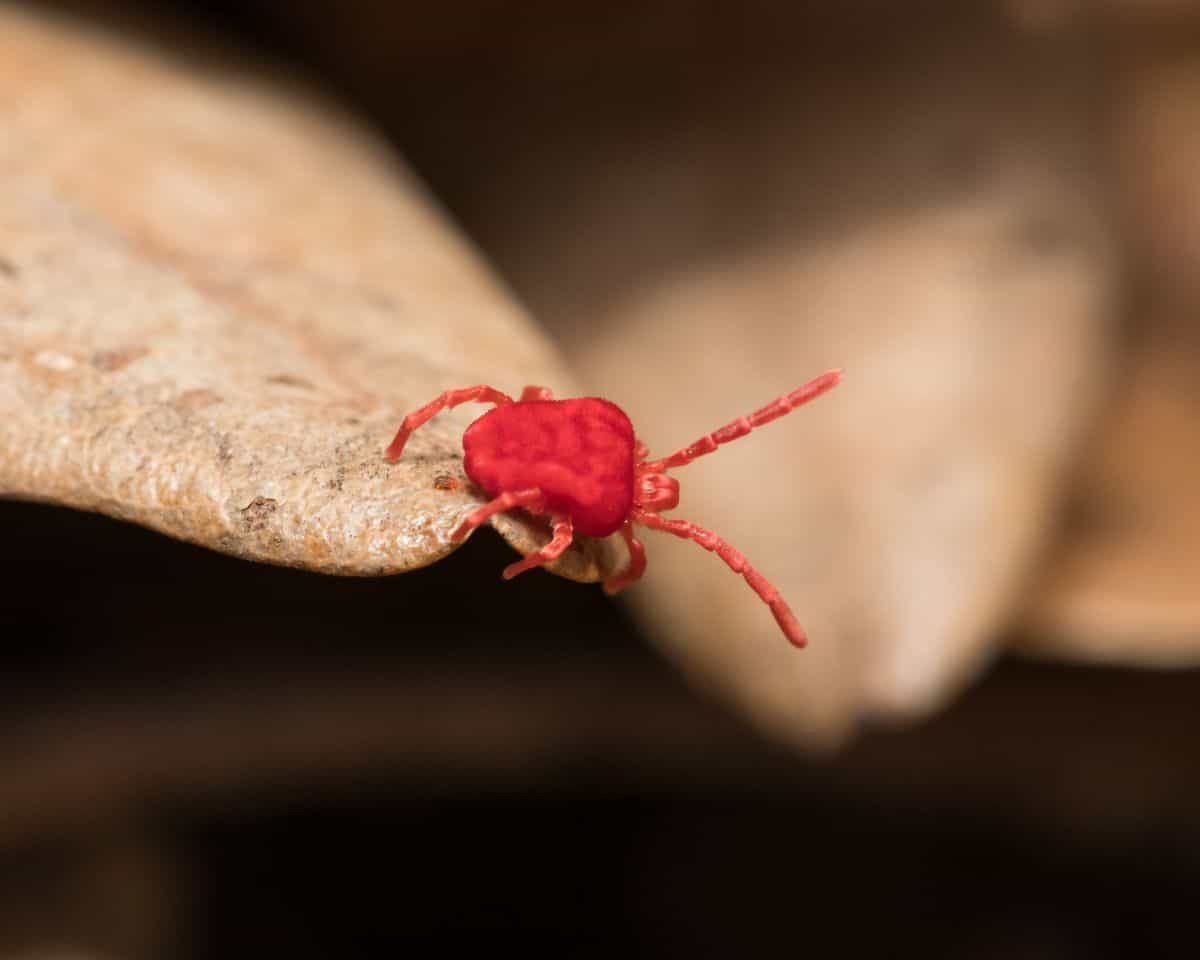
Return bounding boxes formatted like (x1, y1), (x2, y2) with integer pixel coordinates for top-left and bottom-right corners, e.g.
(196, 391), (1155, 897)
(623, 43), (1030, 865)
(3, 0), (1200, 956)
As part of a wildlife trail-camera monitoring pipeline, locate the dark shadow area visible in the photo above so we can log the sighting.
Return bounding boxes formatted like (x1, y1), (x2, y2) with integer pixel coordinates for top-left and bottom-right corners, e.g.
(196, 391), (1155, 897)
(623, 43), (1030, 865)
(4, 499), (1200, 957)
(183, 782), (1199, 959)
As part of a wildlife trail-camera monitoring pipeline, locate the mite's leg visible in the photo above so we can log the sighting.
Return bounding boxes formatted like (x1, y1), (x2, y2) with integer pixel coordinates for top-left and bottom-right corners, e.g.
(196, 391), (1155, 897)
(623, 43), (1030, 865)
(519, 385), (555, 401)
(642, 369), (842, 472)
(635, 510), (806, 648)
(385, 385), (513, 461)
(451, 487), (545, 542)
(502, 516), (574, 579)
(602, 520), (647, 595)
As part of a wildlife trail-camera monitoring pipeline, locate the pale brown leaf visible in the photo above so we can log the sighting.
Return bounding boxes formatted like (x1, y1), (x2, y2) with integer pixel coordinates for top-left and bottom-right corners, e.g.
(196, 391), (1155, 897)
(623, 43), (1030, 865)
(578, 190), (1112, 745)
(0, 4), (623, 582)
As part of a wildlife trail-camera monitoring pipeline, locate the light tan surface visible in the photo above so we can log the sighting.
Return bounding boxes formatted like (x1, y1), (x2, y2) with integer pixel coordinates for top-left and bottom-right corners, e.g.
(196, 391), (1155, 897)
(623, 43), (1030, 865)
(579, 190), (1112, 744)
(0, 4), (622, 582)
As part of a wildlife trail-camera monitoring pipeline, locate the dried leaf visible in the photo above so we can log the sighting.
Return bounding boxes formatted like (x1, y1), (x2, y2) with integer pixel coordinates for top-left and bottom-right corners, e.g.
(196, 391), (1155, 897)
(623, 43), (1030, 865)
(0, 5), (622, 581)
(577, 193), (1112, 745)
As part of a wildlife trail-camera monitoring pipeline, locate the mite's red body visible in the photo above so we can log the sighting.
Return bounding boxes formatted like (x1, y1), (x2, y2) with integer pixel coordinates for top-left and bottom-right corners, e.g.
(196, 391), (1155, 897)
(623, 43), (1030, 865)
(385, 373), (842, 648)
(463, 399), (636, 538)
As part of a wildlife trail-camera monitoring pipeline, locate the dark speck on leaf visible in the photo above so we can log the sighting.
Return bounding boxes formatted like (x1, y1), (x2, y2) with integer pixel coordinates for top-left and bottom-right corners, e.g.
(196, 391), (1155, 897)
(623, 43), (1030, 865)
(266, 374), (316, 390)
(240, 496), (278, 531)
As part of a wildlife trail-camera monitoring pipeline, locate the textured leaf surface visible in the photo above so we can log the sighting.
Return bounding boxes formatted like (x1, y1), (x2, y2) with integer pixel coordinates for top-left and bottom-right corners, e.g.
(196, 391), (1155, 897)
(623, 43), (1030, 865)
(0, 5), (622, 582)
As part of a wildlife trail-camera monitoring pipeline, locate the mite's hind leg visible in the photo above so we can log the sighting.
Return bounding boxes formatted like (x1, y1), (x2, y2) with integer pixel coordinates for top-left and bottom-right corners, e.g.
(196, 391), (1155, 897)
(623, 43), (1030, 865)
(385, 385), (513, 460)
(634, 510), (806, 647)
(502, 516), (575, 579)
(602, 520), (647, 595)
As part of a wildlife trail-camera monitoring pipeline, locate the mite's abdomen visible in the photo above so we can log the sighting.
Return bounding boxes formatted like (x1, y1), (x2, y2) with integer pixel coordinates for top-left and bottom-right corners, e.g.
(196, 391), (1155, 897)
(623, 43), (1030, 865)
(462, 398), (636, 537)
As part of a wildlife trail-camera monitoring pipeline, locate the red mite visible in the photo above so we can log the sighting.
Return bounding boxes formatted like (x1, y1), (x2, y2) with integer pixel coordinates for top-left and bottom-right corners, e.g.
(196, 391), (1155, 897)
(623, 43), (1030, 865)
(385, 372), (842, 647)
